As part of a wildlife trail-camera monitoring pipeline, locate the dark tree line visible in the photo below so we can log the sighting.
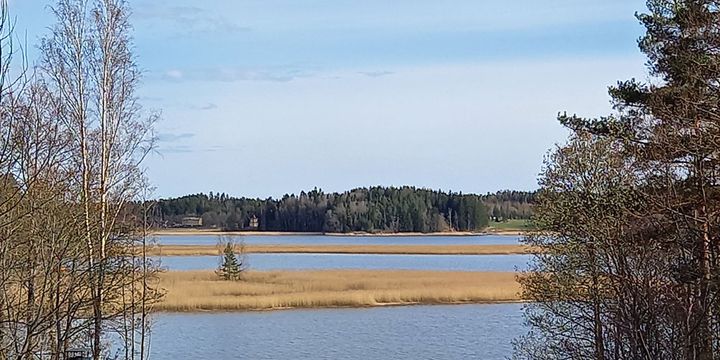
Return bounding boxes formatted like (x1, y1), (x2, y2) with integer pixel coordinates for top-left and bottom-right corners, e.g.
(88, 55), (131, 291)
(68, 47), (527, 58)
(153, 187), (503, 233)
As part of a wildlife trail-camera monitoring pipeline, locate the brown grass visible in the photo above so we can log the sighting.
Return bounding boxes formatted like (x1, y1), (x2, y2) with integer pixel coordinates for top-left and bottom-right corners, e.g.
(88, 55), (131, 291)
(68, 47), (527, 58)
(153, 229), (325, 236)
(150, 244), (536, 256)
(157, 270), (522, 312)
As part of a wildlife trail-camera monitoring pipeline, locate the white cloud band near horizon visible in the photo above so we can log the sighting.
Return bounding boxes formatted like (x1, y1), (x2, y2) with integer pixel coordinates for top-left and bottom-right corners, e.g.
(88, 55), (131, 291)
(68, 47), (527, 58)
(11, 0), (649, 199)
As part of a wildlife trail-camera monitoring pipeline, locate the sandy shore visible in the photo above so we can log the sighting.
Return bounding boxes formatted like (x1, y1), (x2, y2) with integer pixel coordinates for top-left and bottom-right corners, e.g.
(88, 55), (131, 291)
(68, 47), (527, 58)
(157, 270), (522, 312)
(149, 244), (535, 256)
(152, 229), (523, 237)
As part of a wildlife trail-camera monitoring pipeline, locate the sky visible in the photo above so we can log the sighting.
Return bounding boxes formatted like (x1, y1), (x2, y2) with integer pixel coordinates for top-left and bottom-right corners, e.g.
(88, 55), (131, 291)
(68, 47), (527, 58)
(11, 0), (649, 199)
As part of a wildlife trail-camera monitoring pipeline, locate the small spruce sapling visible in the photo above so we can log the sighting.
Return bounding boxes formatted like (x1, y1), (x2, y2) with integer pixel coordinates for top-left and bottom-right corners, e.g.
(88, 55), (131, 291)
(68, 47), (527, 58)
(216, 237), (246, 280)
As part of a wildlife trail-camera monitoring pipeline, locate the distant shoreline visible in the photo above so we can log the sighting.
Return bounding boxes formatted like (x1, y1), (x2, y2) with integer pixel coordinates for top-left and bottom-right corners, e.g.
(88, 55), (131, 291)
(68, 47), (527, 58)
(152, 229), (525, 237)
(149, 244), (535, 256)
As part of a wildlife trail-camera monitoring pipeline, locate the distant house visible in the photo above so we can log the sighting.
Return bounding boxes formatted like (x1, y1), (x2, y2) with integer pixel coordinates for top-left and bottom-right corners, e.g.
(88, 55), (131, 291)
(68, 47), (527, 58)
(66, 348), (91, 360)
(249, 215), (259, 229)
(181, 216), (203, 227)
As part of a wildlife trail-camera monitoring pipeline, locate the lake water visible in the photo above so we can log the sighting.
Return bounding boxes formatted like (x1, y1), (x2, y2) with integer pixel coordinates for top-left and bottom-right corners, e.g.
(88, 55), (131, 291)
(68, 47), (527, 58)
(160, 253), (530, 271)
(150, 303), (526, 360)
(156, 234), (521, 246)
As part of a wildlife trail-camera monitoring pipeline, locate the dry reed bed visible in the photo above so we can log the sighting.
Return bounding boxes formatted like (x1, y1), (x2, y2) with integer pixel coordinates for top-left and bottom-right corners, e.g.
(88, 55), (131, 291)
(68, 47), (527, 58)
(152, 229), (487, 237)
(157, 270), (522, 312)
(153, 230), (325, 236)
(150, 244), (536, 256)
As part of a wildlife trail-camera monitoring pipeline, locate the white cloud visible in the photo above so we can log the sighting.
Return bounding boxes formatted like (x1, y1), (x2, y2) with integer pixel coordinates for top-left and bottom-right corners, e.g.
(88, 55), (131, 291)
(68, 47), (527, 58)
(164, 69), (184, 80)
(134, 3), (251, 36)
(145, 55), (648, 197)
(156, 66), (311, 83)
(157, 0), (644, 34)
(359, 71), (394, 78)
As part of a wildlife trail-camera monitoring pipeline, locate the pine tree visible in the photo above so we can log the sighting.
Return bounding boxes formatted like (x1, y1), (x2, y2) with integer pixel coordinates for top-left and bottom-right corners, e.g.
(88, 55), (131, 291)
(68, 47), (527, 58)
(516, 1), (720, 358)
(216, 239), (245, 281)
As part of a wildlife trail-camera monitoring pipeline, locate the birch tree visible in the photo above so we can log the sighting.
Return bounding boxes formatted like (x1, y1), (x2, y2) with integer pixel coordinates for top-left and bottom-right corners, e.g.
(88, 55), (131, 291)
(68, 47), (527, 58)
(0, 0), (159, 358)
(42, 0), (158, 357)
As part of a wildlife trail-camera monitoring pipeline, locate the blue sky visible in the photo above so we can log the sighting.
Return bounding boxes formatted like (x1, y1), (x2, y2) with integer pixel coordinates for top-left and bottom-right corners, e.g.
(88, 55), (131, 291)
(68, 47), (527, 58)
(12, 0), (648, 198)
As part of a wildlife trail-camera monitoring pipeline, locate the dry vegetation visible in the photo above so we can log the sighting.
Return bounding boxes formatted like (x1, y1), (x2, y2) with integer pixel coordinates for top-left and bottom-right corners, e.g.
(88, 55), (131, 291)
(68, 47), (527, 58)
(150, 244), (535, 256)
(157, 270), (522, 311)
(153, 229), (325, 236)
(152, 229), (489, 236)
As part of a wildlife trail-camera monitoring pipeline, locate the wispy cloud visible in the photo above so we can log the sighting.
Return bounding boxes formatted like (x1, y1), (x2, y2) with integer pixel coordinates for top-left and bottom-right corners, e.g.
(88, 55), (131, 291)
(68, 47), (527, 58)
(156, 66), (312, 83)
(163, 69), (184, 81)
(157, 132), (195, 142)
(359, 70), (394, 78)
(157, 145), (194, 154)
(156, 131), (230, 154)
(198, 103), (218, 110)
(134, 4), (251, 36)
(158, 144), (229, 155)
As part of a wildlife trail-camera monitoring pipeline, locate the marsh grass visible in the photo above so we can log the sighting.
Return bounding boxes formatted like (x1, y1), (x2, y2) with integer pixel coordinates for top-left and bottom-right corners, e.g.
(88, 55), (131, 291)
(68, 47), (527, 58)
(151, 244), (535, 256)
(157, 270), (522, 311)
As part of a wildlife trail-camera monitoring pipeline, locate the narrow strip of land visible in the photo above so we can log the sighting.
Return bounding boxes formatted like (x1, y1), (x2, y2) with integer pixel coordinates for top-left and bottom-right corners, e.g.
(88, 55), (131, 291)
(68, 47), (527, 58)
(152, 229), (497, 236)
(150, 244), (535, 256)
(157, 270), (522, 312)
(154, 229), (325, 236)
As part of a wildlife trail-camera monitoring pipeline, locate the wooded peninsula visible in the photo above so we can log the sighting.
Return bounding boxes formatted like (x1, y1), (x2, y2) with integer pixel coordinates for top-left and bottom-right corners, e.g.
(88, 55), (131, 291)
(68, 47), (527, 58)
(151, 187), (535, 233)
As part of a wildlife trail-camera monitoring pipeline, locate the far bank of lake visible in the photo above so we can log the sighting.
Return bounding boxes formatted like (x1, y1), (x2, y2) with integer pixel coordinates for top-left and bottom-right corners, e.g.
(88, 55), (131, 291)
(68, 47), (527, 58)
(153, 234), (523, 246)
(153, 229), (525, 237)
(151, 244), (535, 256)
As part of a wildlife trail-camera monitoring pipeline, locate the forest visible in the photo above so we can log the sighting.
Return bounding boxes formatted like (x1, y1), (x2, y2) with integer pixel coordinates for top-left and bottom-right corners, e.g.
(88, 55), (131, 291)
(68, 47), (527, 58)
(153, 187), (535, 233)
(483, 190), (534, 220)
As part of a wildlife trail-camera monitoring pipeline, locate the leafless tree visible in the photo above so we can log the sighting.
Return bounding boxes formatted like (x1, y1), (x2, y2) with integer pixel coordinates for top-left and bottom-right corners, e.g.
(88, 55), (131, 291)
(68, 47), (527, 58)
(0, 0), (160, 358)
(516, 2), (720, 359)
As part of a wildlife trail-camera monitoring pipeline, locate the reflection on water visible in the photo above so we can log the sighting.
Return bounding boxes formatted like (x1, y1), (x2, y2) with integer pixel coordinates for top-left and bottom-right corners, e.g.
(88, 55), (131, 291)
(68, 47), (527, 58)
(160, 253), (530, 271)
(156, 234), (522, 246)
(150, 303), (525, 360)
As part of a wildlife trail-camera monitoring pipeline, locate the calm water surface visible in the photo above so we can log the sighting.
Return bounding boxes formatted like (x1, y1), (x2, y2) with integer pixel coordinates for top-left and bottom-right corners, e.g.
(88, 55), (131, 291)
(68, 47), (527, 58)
(150, 303), (525, 360)
(160, 253), (530, 271)
(156, 234), (521, 246)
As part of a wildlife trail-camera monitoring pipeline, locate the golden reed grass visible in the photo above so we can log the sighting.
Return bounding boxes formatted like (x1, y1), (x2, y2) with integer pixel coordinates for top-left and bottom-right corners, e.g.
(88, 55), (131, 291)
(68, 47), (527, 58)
(157, 270), (522, 312)
(150, 244), (536, 256)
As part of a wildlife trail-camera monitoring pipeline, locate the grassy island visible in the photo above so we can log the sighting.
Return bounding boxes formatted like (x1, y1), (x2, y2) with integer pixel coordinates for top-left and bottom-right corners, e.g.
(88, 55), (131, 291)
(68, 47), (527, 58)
(157, 270), (522, 312)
